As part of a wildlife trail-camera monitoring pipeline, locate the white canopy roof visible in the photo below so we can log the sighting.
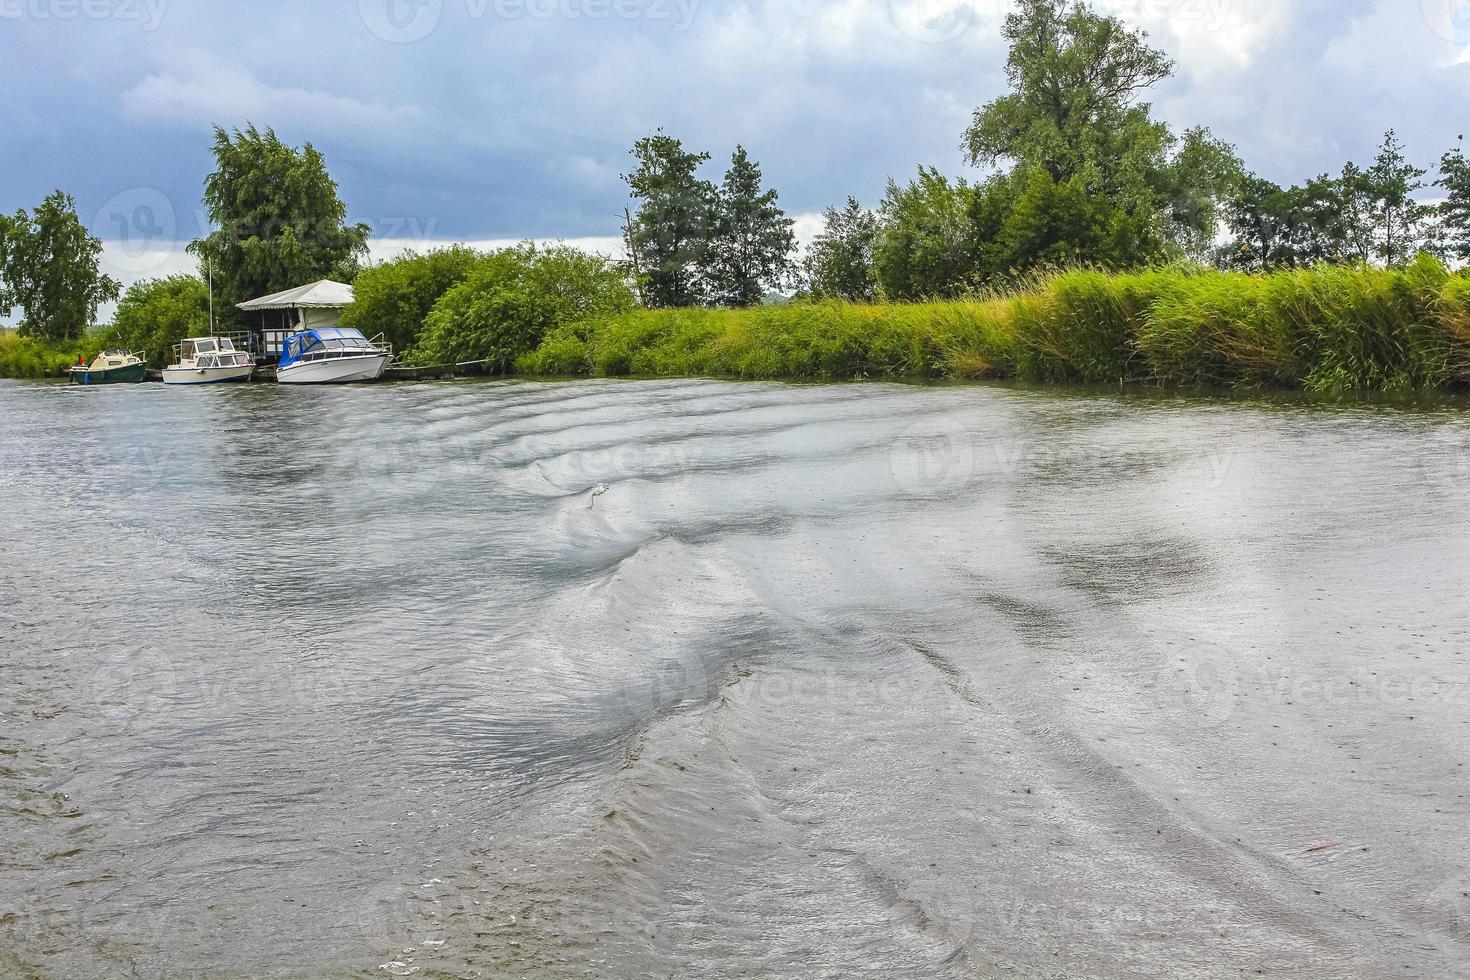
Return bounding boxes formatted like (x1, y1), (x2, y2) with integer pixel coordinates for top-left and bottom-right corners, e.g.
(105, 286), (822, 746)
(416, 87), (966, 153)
(237, 279), (355, 311)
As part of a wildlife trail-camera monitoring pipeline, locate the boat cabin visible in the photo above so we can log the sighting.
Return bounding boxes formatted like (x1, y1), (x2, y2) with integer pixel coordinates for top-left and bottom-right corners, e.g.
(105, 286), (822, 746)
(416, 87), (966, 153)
(174, 336), (253, 369)
(88, 350), (140, 370)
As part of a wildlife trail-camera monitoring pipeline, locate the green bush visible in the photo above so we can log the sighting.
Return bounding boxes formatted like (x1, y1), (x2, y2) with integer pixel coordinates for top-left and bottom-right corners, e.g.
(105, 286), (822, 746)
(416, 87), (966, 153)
(342, 245), (491, 354)
(409, 244), (634, 371)
(93, 275), (209, 368)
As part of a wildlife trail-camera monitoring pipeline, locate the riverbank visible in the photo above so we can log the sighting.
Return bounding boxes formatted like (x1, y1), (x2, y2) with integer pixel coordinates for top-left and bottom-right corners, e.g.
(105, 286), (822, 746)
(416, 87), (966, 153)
(10, 258), (1470, 393)
(519, 257), (1470, 392)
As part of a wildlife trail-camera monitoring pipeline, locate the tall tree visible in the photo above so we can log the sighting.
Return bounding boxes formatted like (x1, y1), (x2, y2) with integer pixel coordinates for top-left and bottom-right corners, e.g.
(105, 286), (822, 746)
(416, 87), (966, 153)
(188, 124), (370, 324)
(1367, 130), (1429, 267)
(1, 191), (120, 342)
(622, 132), (716, 308)
(1437, 135), (1470, 263)
(964, 0), (1173, 182)
(804, 198), (880, 302)
(962, 0), (1239, 266)
(706, 146), (796, 307)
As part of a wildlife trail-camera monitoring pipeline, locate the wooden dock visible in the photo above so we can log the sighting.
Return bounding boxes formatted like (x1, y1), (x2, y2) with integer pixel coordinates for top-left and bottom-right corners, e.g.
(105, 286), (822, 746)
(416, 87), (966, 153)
(383, 363), (459, 382)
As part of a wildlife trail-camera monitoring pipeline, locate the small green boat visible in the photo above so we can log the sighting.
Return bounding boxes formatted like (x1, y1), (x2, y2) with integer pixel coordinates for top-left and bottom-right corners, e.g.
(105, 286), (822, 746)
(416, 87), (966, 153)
(68, 350), (148, 385)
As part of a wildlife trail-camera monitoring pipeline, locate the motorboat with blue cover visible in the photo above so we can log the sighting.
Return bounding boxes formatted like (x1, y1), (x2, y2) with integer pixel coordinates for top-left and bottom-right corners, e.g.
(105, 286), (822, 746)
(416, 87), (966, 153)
(277, 328), (392, 385)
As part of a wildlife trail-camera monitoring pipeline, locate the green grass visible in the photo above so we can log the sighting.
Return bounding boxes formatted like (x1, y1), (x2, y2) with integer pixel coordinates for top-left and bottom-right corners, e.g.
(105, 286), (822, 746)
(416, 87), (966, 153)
(518, 258), (1470, 392)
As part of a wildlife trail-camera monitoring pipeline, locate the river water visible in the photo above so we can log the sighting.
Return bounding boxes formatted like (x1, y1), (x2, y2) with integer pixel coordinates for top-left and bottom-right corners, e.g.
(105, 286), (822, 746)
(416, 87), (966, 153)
(1, 377), (1468, 978)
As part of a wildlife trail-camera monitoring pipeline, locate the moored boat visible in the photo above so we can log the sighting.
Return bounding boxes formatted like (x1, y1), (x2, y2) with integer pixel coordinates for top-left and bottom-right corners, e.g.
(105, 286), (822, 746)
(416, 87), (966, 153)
(68, 350), (148, 385)
(163, 337), (256, 385)
(277, 328), (392, 385)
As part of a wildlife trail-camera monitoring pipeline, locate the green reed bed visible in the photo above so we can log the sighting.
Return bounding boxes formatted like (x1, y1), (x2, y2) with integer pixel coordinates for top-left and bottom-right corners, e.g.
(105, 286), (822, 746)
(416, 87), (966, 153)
(519, 258), (1470, 392)
(0, 333), (84, 379)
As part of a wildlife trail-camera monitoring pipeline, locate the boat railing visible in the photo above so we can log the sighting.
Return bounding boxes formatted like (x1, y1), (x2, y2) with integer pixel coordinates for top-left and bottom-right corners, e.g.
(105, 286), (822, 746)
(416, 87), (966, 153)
(172, 332), (257, 362)
(367, 333), (395, 361)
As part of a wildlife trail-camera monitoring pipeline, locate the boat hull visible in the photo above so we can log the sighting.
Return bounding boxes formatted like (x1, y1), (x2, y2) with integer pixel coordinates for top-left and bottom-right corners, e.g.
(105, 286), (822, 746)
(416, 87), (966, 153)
(277, 353), (390, 385)
(162, 364), (256, 385)
(68, 363), (148, 385)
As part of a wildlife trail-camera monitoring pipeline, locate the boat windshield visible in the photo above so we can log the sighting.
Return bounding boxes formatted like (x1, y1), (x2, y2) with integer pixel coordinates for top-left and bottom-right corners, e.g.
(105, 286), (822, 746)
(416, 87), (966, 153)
(219, 339), (235, 352)
(282, 328), (377, 364)
(196, 340), (217, 355)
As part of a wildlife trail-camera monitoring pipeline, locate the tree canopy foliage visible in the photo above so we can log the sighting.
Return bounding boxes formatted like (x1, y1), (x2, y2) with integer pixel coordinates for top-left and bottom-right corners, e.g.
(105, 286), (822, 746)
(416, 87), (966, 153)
(1221, 131), (1442, 272)
(706, 146), (797, 307)
(964, 0), (1175, 184)
(1439, 137), (1470, 263)
(875, 169), (978, 300)
(0, 191), (119, 342)
(188, 125), (370, 324)
(961, 0), (1240, 266)
(96, 275), (210, 367)
(623, 133), (716, 309)
(624, 134), (795, 308)
(803, 198), (880, 303)
(344, 246), (491, 354)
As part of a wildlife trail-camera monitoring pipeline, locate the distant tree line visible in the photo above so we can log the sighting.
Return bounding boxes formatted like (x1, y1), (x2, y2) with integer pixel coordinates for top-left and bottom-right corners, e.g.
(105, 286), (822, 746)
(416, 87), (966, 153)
(1220, 131), (1470, 271)
(626, 0), (1470, 306)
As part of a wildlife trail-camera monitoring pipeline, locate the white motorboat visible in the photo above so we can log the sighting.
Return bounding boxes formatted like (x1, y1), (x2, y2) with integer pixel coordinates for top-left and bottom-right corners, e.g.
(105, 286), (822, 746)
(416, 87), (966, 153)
(276, 328), (392, 385)
(162, 336), (256, 385)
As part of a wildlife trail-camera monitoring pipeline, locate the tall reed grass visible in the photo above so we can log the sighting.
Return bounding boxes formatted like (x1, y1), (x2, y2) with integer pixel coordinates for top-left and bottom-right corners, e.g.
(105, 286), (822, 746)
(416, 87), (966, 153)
(0, 333), (83, 379)
(518, 257), (1470, 392)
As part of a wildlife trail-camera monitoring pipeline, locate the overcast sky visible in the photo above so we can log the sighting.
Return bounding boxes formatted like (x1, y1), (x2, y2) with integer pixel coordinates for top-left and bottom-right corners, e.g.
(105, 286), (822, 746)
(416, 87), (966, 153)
(3, 0), (1470, 302)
